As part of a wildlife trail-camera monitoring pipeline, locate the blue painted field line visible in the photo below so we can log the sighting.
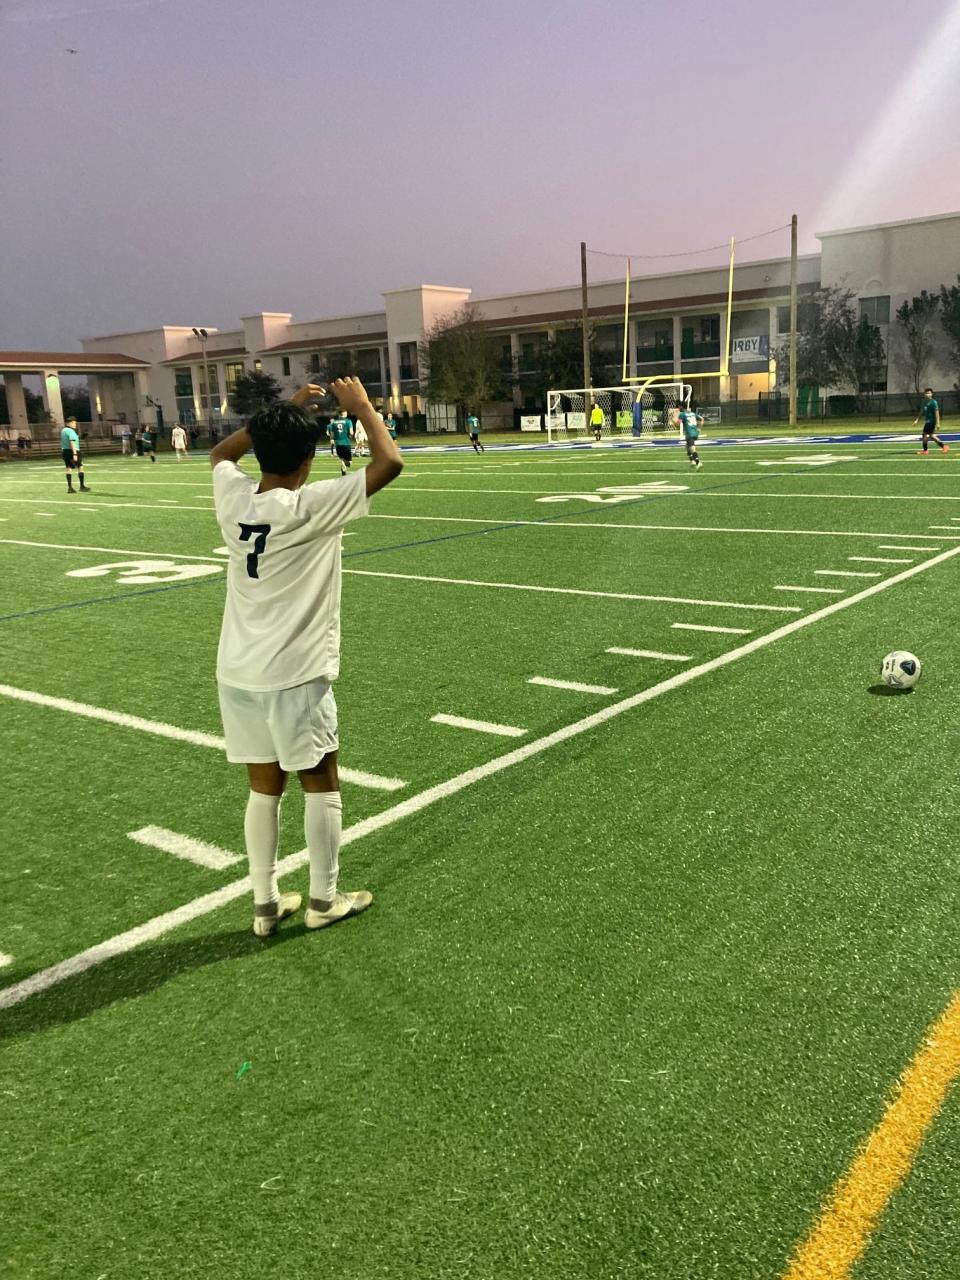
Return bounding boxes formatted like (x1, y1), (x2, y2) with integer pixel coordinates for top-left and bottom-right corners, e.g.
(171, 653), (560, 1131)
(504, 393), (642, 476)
(0, 575), (222, 626)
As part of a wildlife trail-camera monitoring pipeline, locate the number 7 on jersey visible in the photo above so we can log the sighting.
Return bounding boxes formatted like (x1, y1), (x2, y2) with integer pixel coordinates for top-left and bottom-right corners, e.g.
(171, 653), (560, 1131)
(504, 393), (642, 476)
(238, 523), (271, 579)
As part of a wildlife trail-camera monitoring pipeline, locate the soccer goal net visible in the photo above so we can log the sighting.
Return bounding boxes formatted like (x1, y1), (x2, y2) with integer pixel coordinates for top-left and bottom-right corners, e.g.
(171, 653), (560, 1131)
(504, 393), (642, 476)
(546, 383), (692, 444)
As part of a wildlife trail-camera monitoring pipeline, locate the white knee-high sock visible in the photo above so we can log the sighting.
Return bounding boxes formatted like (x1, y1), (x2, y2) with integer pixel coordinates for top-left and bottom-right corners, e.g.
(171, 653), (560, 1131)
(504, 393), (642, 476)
(244, 791), (282, 907)
(305, 791), (341, 905)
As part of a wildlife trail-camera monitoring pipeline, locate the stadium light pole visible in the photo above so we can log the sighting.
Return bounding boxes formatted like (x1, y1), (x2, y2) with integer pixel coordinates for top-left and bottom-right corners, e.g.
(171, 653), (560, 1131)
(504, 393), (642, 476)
(580, 241), (591, 395)
(192, 327), (211, 429)
(788, 215), (798, 426)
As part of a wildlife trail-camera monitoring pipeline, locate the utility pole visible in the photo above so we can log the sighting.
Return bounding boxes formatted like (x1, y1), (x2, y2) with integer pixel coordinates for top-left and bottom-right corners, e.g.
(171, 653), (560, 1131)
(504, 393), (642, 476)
(193, 327), (212, 431)
(580, 241), (591, 395)
(789, 214), (798, 426)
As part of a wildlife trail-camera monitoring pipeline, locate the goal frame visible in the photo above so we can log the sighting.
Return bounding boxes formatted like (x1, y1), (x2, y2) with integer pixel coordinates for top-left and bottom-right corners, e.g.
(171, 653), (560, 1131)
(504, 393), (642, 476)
(545, 381), (692, 445)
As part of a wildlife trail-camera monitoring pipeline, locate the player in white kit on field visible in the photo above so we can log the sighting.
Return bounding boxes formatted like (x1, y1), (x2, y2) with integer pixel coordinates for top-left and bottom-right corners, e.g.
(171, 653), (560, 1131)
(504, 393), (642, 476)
(210, 378), (404, 937)
(171, 423), (188, 460)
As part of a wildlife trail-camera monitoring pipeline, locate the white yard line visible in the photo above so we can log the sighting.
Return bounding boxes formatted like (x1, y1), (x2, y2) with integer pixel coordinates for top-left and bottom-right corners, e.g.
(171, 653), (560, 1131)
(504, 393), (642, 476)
(127, 826), (241, 871)
(876, 544), (940, 552)
(606, 647), (691, 662)
(928, 525), (960, 529)
(431, 713), (527, 737)
(2, 543), (960, 1012)
(367, 513), (960, 542)
(527, 677), (619, 695)
(814, 569), (882, 579)
(671, 622), (752, 635)
(385, 486), (960, 502)
(0, 538), (222, 562)
(34, 513), (56, 518)
(0, 685), (406, 792)
(774, 585), (846, 595)
(848, 556), (913, 564)
(342, 568), (798, 614)
(0, 497), (214, 513)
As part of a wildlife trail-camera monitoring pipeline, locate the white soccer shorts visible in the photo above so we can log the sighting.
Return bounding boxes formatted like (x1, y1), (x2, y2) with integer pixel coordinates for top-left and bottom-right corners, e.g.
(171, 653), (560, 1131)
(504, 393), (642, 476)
(218, 677), (339, 772)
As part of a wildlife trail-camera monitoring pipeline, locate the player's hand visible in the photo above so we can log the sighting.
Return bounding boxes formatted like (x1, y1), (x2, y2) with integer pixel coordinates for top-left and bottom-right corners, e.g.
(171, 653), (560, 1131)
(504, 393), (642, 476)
(290, 383), (327, 408)
(331, 377), (371, 415)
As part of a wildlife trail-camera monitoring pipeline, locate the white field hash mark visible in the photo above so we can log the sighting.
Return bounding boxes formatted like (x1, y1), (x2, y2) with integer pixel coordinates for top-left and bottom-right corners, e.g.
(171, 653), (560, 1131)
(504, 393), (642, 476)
(847, 557), (914, 565)
(127, 827), (241, 871)
(0, 954), (13, 969)
(671, 623), (752, 636)
(527, 677), (619, 696)
(431, 714), (527, 738)
(814, 569), (882, 579)
(0, 686), (406, 793)
(774, 585), (845, 595)
(606, 648), (691, 662)
(2, 544), (960, 1014)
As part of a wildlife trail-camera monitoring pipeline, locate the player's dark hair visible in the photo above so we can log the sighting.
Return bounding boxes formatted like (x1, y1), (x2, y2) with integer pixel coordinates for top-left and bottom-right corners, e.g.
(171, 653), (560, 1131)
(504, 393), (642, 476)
(248, 401), (323, 475)
(924, 387), (934, 394)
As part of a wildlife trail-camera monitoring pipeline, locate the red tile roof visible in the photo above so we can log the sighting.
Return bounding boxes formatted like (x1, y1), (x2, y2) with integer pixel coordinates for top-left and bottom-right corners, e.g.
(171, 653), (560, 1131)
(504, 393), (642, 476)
(0, 351), (151, 369)
(161, 346), (248, 365)
(263, 333), (388, 354)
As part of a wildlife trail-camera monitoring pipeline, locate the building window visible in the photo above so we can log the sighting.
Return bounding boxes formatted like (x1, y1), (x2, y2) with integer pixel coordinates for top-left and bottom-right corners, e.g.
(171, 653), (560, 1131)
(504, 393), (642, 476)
(398, 342), (418, 381)
(859, 296), (890, 326)
(254, 359), (262, 371)
(282, 356), (291, 377)
(174, 367), (193, 398)
(356, 347), (381, 384)
(224, 362), (245, 394)
(309, 353), (321, 374)
(518, 332), (548, 372)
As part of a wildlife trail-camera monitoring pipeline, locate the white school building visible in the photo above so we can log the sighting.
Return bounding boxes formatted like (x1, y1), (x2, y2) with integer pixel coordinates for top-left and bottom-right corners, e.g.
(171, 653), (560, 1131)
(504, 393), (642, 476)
(1, 209), (958, 434)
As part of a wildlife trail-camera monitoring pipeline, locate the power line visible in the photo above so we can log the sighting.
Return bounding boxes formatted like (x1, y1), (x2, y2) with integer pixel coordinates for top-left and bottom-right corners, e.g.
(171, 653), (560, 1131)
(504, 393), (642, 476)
(586, 223), (792, 260)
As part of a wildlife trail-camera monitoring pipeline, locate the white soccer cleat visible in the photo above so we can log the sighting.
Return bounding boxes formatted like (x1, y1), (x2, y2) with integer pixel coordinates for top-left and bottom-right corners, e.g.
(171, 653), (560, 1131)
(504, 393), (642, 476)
(304, 890), (373, 930)
(253, 891), (302, 938)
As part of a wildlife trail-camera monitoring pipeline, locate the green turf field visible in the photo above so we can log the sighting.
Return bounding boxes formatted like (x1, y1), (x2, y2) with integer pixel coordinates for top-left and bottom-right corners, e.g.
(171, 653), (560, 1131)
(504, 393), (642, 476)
(1, 434), (959, 1279)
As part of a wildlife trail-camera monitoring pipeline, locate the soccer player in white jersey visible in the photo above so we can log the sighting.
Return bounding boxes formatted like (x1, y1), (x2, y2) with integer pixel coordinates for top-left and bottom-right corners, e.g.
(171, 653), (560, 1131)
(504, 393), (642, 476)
(171, 423), (188, 460)
(210, 377), (403, 938)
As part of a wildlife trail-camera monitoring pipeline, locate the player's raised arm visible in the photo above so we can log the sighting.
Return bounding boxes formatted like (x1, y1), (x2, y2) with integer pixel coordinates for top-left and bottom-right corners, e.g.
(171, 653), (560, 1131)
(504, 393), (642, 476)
(330, 378), (403, 496)
(209, 424), (253, 468)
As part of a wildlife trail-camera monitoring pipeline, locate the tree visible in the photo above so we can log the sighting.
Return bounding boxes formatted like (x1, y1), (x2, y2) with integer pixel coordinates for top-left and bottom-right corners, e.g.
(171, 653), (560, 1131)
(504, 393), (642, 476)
(939, 276), (960, 390)
(61, 383), (91, 421)
(421, 305), (509, 411)
(895, 291), (940, 395)
(775, 286), (885, 398)
(521, 325), (606, 407)
(229, 369), (282, 417)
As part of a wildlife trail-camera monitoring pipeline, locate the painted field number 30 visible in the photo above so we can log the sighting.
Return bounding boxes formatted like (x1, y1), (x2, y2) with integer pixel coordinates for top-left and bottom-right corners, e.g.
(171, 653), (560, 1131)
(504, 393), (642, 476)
(66, 560), (223, 585)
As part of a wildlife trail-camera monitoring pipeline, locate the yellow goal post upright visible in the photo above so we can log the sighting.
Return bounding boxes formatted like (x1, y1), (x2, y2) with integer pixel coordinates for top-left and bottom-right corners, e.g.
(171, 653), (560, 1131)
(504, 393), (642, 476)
(621, 236), (737, 396)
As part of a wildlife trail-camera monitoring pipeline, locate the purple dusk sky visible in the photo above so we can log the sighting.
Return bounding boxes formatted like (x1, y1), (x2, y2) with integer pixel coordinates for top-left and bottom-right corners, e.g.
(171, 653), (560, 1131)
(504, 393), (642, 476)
(1, 0), (958, 350)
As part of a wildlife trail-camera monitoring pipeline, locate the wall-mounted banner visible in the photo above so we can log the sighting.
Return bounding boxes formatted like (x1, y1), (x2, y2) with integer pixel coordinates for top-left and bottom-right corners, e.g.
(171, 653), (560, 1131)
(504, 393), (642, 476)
(730, 335), (770, 363)
(520, 415), (543, 432)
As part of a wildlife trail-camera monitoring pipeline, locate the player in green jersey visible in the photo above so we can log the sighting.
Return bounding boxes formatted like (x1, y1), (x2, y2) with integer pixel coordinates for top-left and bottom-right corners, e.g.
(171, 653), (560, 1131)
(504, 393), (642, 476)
(915, 388), (948, 455)
(466, 412), (484, 453)
(678, 406), (704, 469)
(328, 410), (355, 474)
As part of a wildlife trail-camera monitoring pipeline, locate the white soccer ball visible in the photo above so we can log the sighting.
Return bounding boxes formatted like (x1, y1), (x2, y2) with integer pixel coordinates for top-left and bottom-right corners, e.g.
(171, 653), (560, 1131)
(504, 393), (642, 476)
(880, 651), (922, 690)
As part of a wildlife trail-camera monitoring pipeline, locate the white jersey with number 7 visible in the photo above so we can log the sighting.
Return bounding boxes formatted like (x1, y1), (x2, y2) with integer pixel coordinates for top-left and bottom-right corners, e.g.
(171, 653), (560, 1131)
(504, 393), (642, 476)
(212, 461), (369, 692)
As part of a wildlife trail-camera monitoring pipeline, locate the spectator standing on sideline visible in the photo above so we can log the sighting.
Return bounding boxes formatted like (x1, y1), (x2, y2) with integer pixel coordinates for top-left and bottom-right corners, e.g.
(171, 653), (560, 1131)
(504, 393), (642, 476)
(120, 424), (132, 455)
(384, 411), (398, 440)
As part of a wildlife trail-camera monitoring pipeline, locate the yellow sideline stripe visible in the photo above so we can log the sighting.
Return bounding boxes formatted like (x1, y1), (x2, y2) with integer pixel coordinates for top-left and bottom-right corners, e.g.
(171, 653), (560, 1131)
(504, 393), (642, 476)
(783, 988), (960, 1279)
